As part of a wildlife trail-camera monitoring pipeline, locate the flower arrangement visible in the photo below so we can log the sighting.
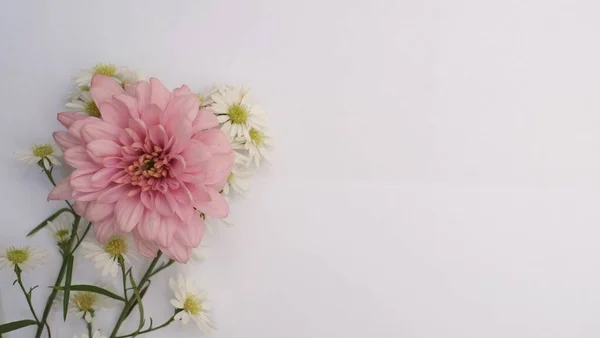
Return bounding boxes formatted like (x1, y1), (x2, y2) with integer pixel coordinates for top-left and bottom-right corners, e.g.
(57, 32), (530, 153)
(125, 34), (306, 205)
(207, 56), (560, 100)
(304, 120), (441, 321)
(1, 63), (271, 337)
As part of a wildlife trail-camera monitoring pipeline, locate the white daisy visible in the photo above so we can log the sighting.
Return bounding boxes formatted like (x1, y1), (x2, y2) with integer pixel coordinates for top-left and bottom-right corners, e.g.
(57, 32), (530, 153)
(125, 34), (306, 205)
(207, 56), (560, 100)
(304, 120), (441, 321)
(15, 142), (61, 170)
(73, 63), (141, 89)
(46, 213), (74, 246)
(188, 244), (209, 264)
(0, 246), (46, 272)
(211, 86), (266, 140)
(65, 91), (101, 118)
(222, 167), (252, 195)
(68, 285), (115, 323)
(238, 128), (272, 167)
(81, 235), (135, 278)
(169, 274), (214, 332)
(73, 331), (107, 338)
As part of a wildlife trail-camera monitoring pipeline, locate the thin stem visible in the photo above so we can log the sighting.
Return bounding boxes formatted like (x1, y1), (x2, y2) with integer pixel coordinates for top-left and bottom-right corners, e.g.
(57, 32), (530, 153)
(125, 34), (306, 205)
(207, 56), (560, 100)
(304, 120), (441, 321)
(35, 215), (81, 338)
(149, 259), (175, 278)
(71, 221), (93, 254)
(86, 320), (93, 337)
(115, 313), (180, 338)
(14, 266), (40, 323)
(109, 252), (162, 338)
(119, 257), (128, 302)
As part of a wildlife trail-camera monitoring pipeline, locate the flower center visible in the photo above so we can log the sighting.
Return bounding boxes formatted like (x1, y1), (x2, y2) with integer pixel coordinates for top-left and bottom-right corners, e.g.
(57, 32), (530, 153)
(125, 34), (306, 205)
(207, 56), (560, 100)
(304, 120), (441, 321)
(249, 128), (264, 146)
(32, 144), (54, 158)
(7, 248), (28, 264)
(183, 294), (202, 316)
(85, 100), (101, 118)
(93, 63), (117, 77)
(228, 104), (249, 124)
(104, 236), (127, 258)
(55, 229), (70, 243)
(126, 146), (170, 192)
(73, 292), (97, 311)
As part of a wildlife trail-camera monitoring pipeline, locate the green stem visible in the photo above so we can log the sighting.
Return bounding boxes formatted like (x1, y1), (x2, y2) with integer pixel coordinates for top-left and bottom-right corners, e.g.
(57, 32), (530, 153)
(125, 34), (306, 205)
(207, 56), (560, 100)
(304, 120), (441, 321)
(149, 259), (175, 278)
(86, 321), (93, 337)
(35, 215), (81, 338)
(119, 257), (128, 302)
(109, 252), (163, 338)
(115, 312), (180, 338)
(14, 266), (40, 323)
(71, 221), (92, 254)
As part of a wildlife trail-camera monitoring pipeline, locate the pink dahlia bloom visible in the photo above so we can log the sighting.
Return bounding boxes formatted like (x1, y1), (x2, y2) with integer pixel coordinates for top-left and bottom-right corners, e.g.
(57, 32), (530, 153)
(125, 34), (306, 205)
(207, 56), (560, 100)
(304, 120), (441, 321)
(49, 75), (234, 262)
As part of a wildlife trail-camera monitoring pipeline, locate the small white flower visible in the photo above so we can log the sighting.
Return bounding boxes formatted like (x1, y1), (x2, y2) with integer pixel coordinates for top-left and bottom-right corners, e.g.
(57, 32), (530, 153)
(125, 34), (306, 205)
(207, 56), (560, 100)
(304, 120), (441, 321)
(0, 246), (45, 272)
(15, 142), (61, 170)
(72, 330), (107, 338)
(73, 63), (141, 89)
(234, 128), (272, 167)
(212, 86), (266, 140)
(57, 283), (116, 323)
(169, 274), (214, 332)
(66, 92), (101, 118)
(188, 244), (209, 264)
(46, 213), (74, 245)
(222, 167), (252, 195)
(81, 235), (135, 278)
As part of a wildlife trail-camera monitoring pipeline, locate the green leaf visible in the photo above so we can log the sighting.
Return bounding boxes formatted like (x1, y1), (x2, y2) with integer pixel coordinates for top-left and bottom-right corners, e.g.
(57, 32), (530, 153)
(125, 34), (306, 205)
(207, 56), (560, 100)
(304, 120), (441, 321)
(129, 273), (145, 334)
(0, 319), (38, 334)
(54, 284), (126, 302)
(27, 208), (73, 237)
(63, 255), (74, 321)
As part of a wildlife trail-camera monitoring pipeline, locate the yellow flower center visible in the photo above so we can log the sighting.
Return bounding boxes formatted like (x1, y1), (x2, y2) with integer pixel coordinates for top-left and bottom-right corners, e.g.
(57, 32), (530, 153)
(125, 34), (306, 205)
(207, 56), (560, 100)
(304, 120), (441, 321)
(73, 292), (97, 311)
(249, 128), (264, 146)
(79, 85), (90, 92)
(227, 172), (235, 182)
(7, 248), (29, 264)
(55, 229), (70, 243)
(32, 144), (54, 158)
(228, 104), (249, 124)
(104, 236), (127, 258)
(84, 100), (101, 118)
(93, 63), (117, 77)
(183, 294), (203, 316)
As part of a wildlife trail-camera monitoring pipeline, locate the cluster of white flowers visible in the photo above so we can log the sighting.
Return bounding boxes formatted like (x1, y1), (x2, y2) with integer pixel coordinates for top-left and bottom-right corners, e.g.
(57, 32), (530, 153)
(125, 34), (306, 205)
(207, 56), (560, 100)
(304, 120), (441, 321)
(67, 63), (142, 118)
(204, 85), (272, 197)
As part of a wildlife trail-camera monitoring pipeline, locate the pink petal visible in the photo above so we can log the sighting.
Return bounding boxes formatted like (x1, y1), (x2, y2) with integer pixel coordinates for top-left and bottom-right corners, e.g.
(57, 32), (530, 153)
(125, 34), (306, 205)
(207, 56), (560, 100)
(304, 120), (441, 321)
(114, 93), (140, 119)
(150, 78), (171, 111)
(133, 230), (158, 258)
(140, 190), (154, 210)
(154, 193), (173, 216)
(90, 74), (125, 106)
(53, 131), (82, 150)
(48, 179), (74, 200)
(169, 155), (186, 177)
(134, 81), (151, 111)
(57, 112), (88, 129)
(194, 187), (229, 218)
(87, 139), (121, 160)
(140, 104), (162, 126)
(156, 215), (177, 247)
(137, 210), (160, 241)
(80, 120), (122, 143)
(163, 94), (199, 123)
(94, 218), (119, 243)
(181, 140), (212, 172)
(114, 194), (144, 232)
(160, 240), (190, 263)
(177, 213), (204, 247)
(72, 189), (105, 202)
(73, 201), (88, 216)
(70, 170), (99, 193)
(194, 152), (235, 185)
(194, 129), (233, 154)
(91, 167), (121, 188)
(85, 202), (114, 222)
(172, 84), (191, 96)
(97, 184), (127, 204)
(166, 119), (192, 155)
(191, 108), (219, 133)
(148, 125), (169, 149)
(64, 146), (97, 169)
(98, 101), (129, 128)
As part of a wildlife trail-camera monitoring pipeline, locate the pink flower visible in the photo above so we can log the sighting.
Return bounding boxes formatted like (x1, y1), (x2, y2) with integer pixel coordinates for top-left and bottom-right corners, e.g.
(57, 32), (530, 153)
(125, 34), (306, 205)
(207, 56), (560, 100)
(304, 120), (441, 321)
(49, 75), (234, 262)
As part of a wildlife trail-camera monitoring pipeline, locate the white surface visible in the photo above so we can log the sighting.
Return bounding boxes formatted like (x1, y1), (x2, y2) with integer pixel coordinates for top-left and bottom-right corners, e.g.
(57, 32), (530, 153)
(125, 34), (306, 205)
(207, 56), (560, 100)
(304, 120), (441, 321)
(1, 0), (600, 337)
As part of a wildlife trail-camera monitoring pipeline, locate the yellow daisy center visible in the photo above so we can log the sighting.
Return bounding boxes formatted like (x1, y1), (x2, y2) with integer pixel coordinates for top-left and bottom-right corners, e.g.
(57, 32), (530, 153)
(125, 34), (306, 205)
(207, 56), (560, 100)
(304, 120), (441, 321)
(73, 292), (97, 311)
(32, 144), (54, 158)
(228, 104), (249, 124)
(249, 128), (264, 146)
(183, 294), (203, 316)
(79, 85), (90, 92)
(7, 248), (29, 264)
(84, 100), (101, 118)
(93, 63), (117, 77)
(104, 236), (127, 258)
(55, 229), (70, 243)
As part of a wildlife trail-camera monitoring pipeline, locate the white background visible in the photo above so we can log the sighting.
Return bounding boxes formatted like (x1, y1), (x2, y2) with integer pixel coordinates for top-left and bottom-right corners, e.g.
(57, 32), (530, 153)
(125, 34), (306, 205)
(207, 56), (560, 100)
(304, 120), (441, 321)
(1, 0), (600, 337)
